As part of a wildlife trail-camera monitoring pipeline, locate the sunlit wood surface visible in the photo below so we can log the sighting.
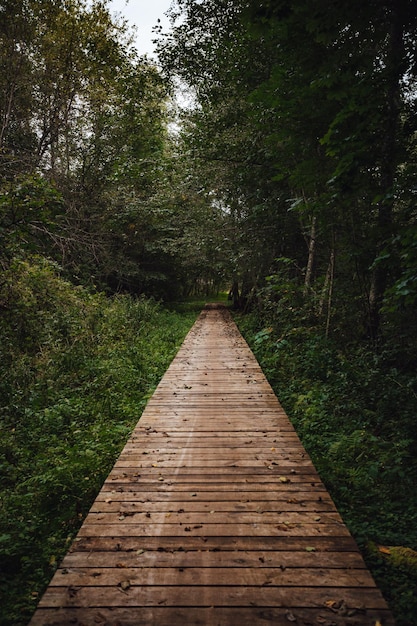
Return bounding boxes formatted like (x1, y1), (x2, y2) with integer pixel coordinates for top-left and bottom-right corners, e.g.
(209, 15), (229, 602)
(30, 305), (394, 625)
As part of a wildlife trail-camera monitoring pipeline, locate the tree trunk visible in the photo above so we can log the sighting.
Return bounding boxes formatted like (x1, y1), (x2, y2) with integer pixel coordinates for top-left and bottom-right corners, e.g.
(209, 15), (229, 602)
(304, 215), (317, 296)
(325, 236), (336, 339)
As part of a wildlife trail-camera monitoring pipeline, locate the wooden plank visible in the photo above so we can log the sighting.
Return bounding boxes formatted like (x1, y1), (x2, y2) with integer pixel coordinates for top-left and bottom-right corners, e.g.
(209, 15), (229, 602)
(48, 566), (376, 587)
(100, 482), (328, 492)
(90, 498), (337, 512)
(95, 489), (332, 501)
(76, 523), (352, 538)
(62, 549), (368, 569)
(30, 607), (395, 626)
(68, 535), (362, 552)
(35, 585), (391, 609)
(29, 305), (393, 625)
(83, 511), (345, 525)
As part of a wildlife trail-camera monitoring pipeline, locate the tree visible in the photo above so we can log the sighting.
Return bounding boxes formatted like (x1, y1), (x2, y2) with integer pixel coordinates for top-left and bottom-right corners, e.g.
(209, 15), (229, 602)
(159, 0), (417, 338)
(0, 0), (178, 294)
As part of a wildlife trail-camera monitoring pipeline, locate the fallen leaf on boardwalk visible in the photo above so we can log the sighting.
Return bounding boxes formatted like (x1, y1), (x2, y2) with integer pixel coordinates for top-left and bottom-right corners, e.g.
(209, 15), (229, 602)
(279, 476), (290, 483)
(285, 611), (297, 622)
(324, 600), (336, 609)
(306, 546), (316, 552)
(136, 549), (146, 555)
(324, 599), (347, 614)
(119, 580), (131, 591)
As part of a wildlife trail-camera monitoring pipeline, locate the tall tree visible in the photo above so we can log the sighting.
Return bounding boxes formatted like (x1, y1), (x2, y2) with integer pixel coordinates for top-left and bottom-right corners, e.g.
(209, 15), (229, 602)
(0, 0), (176, 294)
(159, 0), (417, 335)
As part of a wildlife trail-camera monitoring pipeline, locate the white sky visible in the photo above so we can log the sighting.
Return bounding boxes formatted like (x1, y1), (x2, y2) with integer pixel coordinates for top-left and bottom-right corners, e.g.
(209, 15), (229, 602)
(109, 0), (174, 58)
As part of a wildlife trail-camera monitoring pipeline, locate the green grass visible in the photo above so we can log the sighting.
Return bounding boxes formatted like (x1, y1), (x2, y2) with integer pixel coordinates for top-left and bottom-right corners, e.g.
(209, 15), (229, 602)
(166, 290), (230, 312)
(235, 310), (417, 626)
(0, 258), (198, 626)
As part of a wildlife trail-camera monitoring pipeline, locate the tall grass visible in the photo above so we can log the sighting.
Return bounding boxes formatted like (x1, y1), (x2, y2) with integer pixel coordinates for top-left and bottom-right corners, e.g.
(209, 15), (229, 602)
(0, 257), (198, 625)
(236, 305), (417, 626)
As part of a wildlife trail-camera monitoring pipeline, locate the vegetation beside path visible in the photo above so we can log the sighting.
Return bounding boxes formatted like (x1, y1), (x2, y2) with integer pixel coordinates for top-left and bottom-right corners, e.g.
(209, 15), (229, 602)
(0, 258), (198, 626)
(235, 299), (417, 626)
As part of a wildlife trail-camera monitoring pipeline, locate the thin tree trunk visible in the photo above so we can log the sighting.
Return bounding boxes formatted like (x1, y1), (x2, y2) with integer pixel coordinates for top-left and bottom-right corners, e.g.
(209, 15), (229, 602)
(304, 215), (317, 296)
(325, 236), (336, 339)
(318, 251), (332, 317)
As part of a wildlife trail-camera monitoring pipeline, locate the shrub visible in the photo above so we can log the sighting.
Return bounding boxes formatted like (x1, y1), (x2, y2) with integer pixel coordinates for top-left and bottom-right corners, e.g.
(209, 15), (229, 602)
(0, 257), (197, 625)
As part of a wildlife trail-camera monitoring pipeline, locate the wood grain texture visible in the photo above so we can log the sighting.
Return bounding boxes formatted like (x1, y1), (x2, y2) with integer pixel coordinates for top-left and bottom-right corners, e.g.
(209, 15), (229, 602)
(29, 305), (394, 625)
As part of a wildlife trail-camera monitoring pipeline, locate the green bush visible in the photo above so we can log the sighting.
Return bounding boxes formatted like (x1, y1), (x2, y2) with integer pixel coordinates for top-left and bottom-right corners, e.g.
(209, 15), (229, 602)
(0, 257), (197, 626)
(236, 303), (417, 626)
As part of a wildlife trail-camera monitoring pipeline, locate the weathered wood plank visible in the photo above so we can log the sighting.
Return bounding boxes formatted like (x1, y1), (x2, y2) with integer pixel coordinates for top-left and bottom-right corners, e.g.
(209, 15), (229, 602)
(48, 566), (376, 587)
(30, 607), (394, 626)
(29, 305), (393, 625)
(90, 498), (337, 512)
(62, 549), (368, 569)
(68, 535), (362, 552)
(83, 511), (344, 525)
(76, 522), (352, 538)
(35, 585), (391, 609)
(95, 489), (331, 502)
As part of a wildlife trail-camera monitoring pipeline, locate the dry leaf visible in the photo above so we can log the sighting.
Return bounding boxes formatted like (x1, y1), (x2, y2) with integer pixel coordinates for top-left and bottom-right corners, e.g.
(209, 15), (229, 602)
(119, 580), (131, 591)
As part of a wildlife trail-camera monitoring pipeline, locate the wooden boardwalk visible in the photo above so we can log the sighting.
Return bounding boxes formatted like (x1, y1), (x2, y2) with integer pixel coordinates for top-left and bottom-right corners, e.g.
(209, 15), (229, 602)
(30, 305), (394, 625)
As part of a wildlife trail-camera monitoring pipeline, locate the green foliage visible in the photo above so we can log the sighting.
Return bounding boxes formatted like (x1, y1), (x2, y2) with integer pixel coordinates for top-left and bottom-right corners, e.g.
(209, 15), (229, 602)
(0, 175), (63, 258)
(0, 258), (197, 626)
(236, 302), (417, 625)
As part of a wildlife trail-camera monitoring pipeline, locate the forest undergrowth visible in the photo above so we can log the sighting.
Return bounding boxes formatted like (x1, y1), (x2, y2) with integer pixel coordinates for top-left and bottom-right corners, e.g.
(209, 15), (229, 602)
(0, 257), (198, 626)
(235, 287), (417, 626)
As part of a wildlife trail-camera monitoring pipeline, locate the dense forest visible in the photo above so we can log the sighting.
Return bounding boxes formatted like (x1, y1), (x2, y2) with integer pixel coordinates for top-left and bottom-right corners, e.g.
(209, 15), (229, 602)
(1, 0), (417, 624)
